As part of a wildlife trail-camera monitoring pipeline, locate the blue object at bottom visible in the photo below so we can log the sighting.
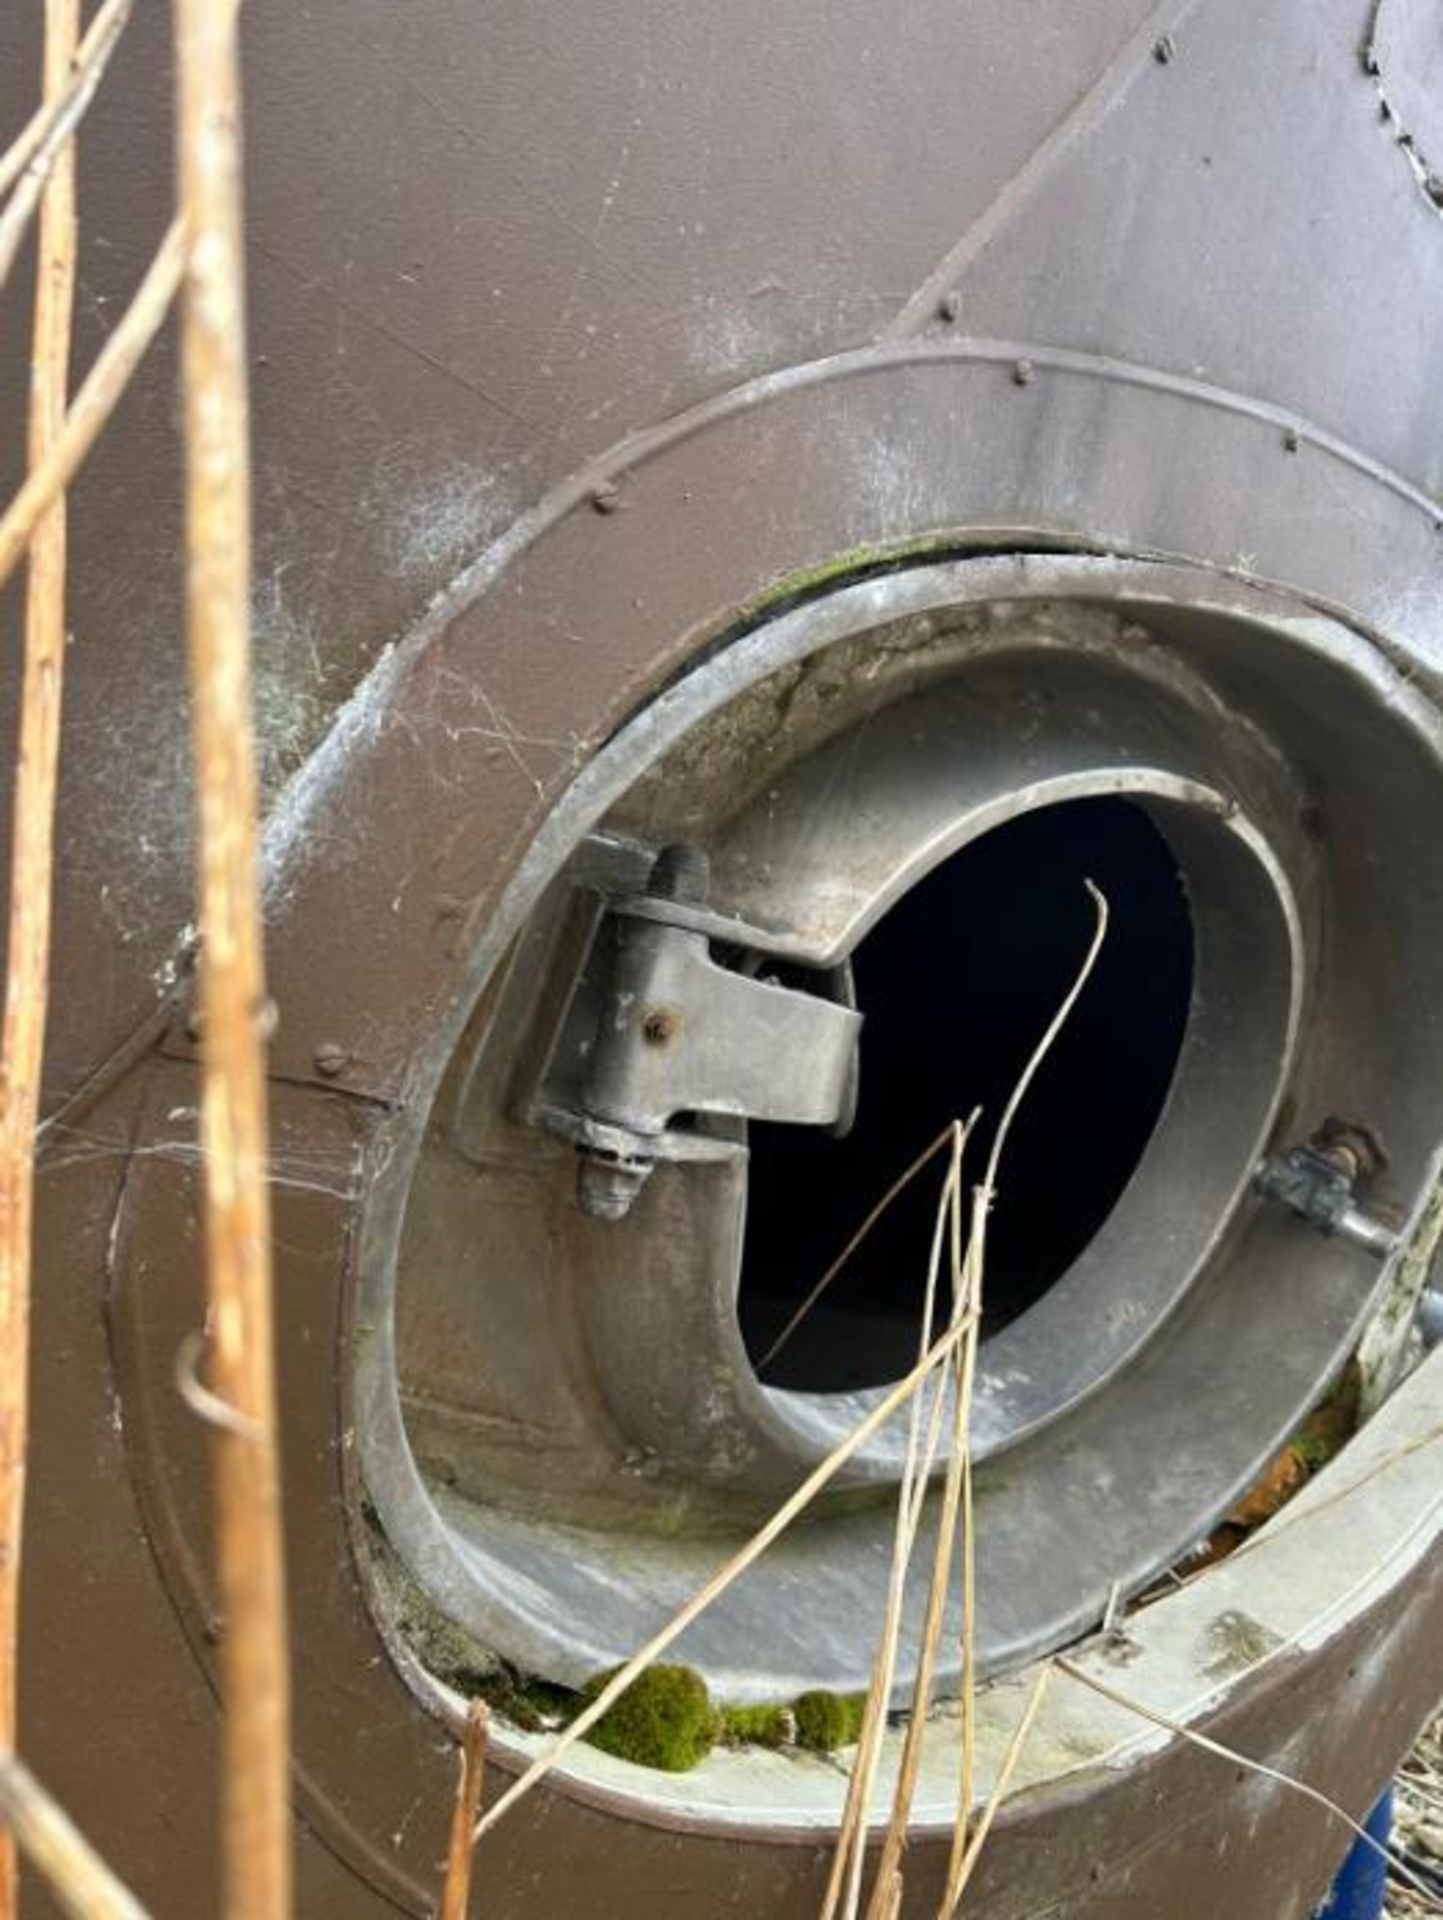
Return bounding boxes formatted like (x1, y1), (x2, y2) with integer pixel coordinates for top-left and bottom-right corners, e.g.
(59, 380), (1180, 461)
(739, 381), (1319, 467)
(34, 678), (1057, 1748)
(1312, 1791), (1393, 1920)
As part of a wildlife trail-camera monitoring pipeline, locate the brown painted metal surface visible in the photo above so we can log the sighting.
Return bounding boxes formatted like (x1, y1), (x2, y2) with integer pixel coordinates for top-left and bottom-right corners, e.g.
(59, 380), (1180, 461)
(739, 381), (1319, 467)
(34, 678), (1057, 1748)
(4, 0), (1443, 1913)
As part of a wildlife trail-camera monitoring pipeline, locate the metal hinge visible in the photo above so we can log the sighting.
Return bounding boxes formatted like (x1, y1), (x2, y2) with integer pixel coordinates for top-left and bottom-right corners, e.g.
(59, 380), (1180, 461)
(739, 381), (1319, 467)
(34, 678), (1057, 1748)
(528, 843), (862, 1219)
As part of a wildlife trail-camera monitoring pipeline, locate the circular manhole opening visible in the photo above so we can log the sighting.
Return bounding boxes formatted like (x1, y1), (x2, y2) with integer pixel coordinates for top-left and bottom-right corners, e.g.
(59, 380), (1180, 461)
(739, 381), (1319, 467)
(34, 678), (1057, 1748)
(741, 797), (1194, 1391)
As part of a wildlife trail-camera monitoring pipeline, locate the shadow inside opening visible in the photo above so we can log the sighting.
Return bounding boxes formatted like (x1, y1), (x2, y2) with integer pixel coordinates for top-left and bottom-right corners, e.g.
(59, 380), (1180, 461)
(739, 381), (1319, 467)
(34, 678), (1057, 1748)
(739, 797), (1195, 1392)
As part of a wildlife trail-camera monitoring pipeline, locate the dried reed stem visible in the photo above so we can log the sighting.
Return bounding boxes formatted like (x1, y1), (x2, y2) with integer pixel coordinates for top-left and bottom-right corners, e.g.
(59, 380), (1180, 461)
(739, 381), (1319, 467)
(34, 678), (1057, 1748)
(827, 1132), (971, 1920)
(943, 881), (1109, 1907)
(475, 1315), (971, 1844)
(0, 1750), (149, 1920)
(173, 0), (291, 1907)
(0, 0), (131, 288)
(0, 220), (185, 602)
(440, 1702), (489, 1920)
(944, 1664), (1053, 1910)
(863, 1194), (977, 1918)
(760, 1124), (958, 1373)
(0, 4), (79, 1912)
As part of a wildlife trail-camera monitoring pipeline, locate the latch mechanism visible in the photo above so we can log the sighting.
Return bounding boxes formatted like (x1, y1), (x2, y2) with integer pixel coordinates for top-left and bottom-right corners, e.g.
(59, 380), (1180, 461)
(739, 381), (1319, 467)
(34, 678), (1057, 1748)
(529, 843), (862, 1219)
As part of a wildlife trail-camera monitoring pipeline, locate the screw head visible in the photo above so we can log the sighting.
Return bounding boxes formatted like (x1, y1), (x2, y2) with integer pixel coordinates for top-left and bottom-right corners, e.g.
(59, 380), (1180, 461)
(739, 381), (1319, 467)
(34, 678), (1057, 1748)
(576, 1153), (651, 1221)
(641, 1007), (680, 1048)
(313, 1041), (349, 1078)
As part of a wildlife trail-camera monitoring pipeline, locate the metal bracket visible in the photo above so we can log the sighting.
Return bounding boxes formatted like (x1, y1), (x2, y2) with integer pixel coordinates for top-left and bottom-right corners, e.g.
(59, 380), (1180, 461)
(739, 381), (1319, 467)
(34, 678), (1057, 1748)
(529, 844), (863, 1219)
(1255, 1118), (1399, 1259)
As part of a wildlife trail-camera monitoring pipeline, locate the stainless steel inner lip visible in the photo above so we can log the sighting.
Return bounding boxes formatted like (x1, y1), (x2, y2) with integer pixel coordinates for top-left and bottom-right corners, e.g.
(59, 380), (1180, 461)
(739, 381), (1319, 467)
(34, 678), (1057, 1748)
(359, 558), (1443, 1706)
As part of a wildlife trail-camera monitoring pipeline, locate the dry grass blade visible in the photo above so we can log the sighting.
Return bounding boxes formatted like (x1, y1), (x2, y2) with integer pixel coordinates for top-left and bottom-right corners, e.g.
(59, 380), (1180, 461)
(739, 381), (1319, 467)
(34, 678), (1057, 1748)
(839, 883), (1109, 1919)
(1054, 1659), (1443, 1913)
(0, 0), (131, 285)
(0, 5), (79, 1913)
(174, 0), (291, 1907)
(827, 1130), (971, 1920)
(760, 1124), (959, 1372)
(440, 1702), (489, 1920)
(943, 879), (1109, 1908)
(944, 1665), (1052, 1911)
(0, 219), (185, 602)
(0, 1751), (149, 1920)
(474, 1315), (971, 1844)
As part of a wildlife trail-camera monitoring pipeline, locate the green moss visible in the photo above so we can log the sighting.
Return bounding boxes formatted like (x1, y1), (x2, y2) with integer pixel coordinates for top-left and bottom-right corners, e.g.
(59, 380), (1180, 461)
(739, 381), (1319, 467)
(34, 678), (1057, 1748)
(719, 1702), (793, 1750)
(736, 533), (964, 626)
(581, 1665), (720, 1773)
(793, 1689), (867, 1753)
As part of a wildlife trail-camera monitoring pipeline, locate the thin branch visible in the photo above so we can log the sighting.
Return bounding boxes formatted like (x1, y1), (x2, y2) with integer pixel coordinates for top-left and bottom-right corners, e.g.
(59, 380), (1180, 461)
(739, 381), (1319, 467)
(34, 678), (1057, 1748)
(0, 0), (131, 287)
(0, 5), (79, 1913)
(174, 0), (291, 1905)
(0, 1751), (149, 1920)
(439, 1702), (489, 1920)
(0, 219), (185, 602)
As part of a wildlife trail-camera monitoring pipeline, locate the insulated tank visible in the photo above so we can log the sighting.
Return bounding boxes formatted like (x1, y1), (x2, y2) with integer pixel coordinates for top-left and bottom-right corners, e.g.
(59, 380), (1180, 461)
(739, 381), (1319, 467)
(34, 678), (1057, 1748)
(5, 3), (1443, 1915)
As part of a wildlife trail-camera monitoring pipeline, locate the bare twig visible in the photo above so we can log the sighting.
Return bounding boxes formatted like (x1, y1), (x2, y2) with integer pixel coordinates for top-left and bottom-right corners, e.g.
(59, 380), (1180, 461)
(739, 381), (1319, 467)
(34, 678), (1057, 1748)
(440, 1702), (489, 1920)
(0, 219), (185, 602)
(474, 1315), (972, 1844)
(0, 5), (79, 1913)
(1054, 1659), (1443, 1913)
(174, 0), (291, 1906)
(0, 0), (131, 288)
(0, 1751), (149, 1920)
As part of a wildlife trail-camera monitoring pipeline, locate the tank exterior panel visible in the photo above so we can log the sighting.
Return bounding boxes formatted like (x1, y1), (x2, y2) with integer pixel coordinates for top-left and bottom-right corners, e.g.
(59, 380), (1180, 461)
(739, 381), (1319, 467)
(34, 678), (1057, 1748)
(7, 0), (1443, 1108)
(4, 2), (1443, 1915)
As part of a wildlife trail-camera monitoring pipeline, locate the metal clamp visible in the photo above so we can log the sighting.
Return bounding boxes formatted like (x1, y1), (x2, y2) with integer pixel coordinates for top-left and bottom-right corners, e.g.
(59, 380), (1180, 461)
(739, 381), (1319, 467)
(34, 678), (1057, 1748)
(1255, 1118), (1399, 1259)
(529, 844), (862, 1219)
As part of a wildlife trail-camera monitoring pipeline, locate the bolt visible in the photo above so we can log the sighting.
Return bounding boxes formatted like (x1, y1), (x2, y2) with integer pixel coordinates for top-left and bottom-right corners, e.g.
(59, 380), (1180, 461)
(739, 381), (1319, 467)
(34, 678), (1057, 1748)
(590, 480), (620, 515)
(938, 288), (962, 323)
(641, 1007), (680, 1047)
(313, 1041), (349, 1078)
(1153, 33), (1176, 63)
(1012, 357), (1036, 387)
(648, 842), (710, 906)
(576, 1152), (652, 1221)
(1314, 1116), (1386, 1184)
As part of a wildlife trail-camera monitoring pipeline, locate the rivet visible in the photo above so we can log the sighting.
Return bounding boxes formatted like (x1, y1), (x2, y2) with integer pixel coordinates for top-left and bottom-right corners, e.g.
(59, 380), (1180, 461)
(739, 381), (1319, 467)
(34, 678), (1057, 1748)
(313, 1042), (349, 1078)
(590, 480), (620, 515)
(1283, 427), (1301, 453)
(938, 289), (962, 323)
(1013, 357), (1036, 387)
(1154, 33), (1176, 64)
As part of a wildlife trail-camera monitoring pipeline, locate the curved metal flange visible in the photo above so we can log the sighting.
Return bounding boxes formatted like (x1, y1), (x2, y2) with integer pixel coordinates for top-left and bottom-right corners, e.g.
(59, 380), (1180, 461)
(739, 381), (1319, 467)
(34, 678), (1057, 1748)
(374, 566), (1443, 1695)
